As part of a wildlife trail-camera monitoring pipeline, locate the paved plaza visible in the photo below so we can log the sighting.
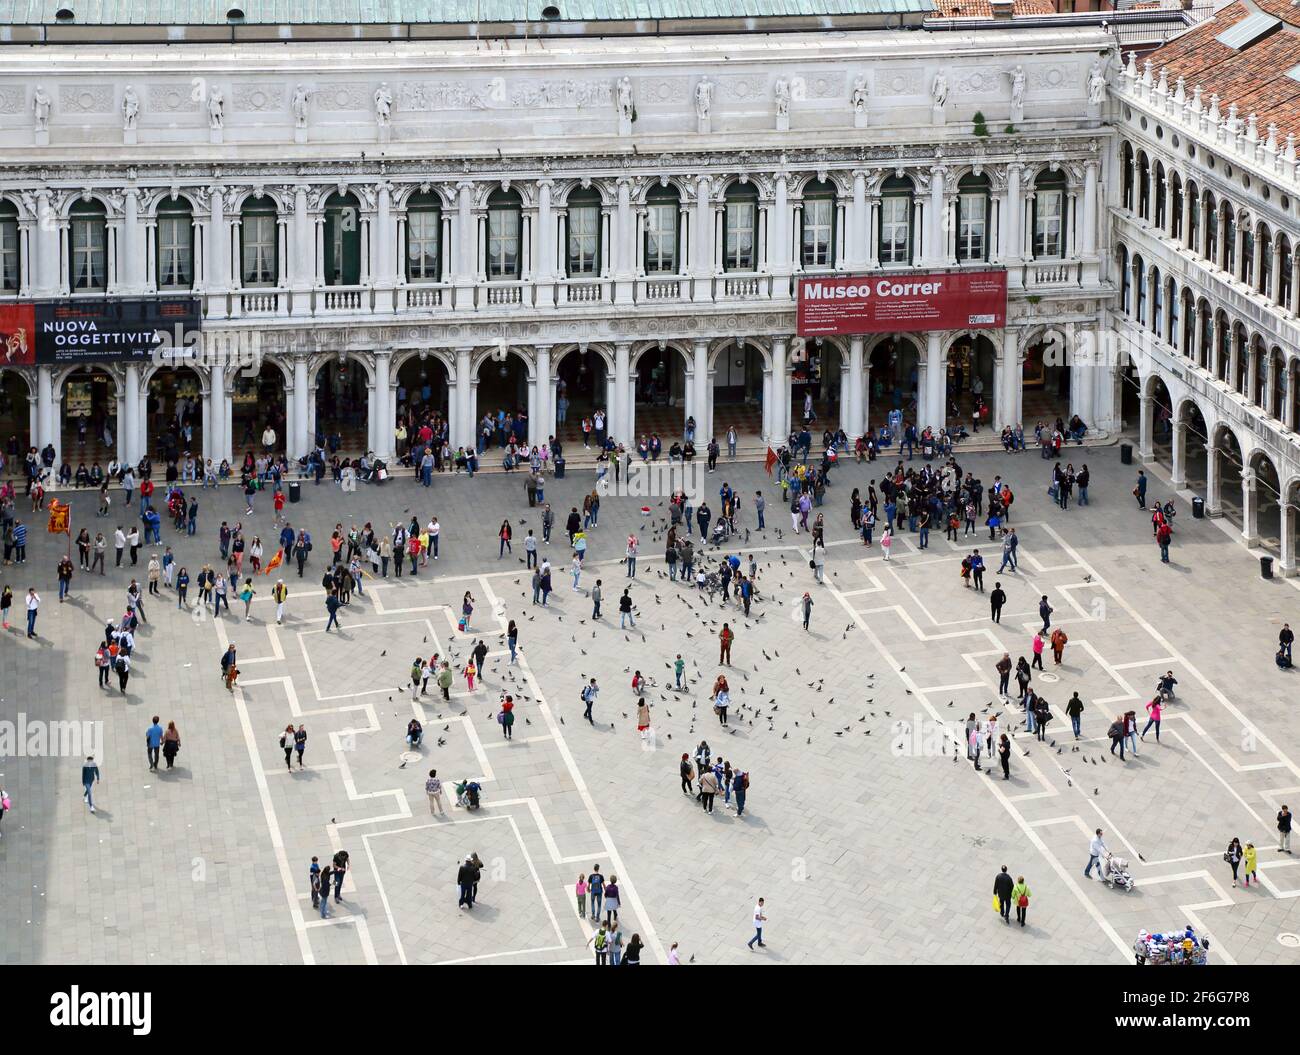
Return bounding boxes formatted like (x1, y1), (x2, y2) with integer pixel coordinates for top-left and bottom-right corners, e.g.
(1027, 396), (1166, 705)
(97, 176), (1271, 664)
(3, 445), (1300, 966)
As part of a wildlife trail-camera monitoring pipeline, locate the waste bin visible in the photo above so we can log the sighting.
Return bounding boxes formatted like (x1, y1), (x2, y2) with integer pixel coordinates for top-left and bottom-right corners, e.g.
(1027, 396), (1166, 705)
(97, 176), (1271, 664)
(1191, 496), (1204, 519)
(1261, 555), (1274, 579)
(1120, 443), (1133, 465)
(289, 480), (301, 504)
(554, 457), (566, 480)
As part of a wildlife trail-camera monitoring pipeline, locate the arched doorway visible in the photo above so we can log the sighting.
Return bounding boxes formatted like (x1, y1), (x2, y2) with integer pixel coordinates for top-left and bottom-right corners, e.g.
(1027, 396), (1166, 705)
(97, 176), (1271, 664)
(1116, 351), (1141, 435)
(474, 349), (530, 452)
(868, 337), (920, 427)
(1022, 332), (1071, 427)
(1210, 423), (1244, 524)
(714, 340), (767, 441)
(395, 354), (450, 459)
(1178, 400), (1209, 492)
(1146, 375), (1174, 467)
(554, 345), (609, 446)
(147, 365), (204, 466)
(633, 345), (689, 440)
(313, 357), (368, 454)
(0, 369), (32, 469)
(232, 361), (288, 457)
(791, 337), (840, 431)
(945, 334), (997, 434)
(60, 367), (118, 468)
(1249, 450), (1282, 553)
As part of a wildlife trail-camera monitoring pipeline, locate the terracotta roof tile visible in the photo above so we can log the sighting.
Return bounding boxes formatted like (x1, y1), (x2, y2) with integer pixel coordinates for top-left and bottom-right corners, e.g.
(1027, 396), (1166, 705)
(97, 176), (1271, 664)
(1145, 1), (1300, 144)
(931, 0), (1055, 16)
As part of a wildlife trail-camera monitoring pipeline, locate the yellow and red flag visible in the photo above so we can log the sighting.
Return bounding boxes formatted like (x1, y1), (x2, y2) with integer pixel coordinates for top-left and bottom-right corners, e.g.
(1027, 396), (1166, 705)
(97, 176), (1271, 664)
(47, 499), (70, 535)
(764, 446), (777, 476)
(262, 547), (284, 575)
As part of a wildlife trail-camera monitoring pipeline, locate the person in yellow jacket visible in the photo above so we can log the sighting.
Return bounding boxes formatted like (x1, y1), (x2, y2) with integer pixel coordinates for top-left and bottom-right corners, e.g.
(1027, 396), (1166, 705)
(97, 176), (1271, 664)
(1011, 876), (1031, 927)
(1243, 843), (1258, 887)
(272, 579), (289, 625)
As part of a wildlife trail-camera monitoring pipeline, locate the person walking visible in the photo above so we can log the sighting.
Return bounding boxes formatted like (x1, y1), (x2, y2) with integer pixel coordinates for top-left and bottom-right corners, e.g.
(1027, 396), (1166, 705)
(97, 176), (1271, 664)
(587, 921), (609, 964)
(1141, 696), (1162, 742)
(1134, 469), (1147, 509)
(318, 864), (332, 918)
(325, 592), (342, 632)
(1050, 627), (1068, 665)
(280, 724), (296, 771)
(1038, 595), (1053, 633)
(880, 527), (892, 561)
(1226, 837), (1243, 887)
(587, 866), (605, 921)
(57, 556), (74, 602)
(146, 716), (163, 771)
(1084, 828), (1107, 878)
(619, 589), (635, 629)
(24, 587), (39, 638)
(1278, 805), (1292, 854)
(995, 652), (1012, 697)
(747, 898), (767, 950)
(1243, 842), (1258, 888)
(575, 874), (587, 919)
(294, 724), (307, 768)
(80, 755), (101, 813)
(801, 591), (813, 631)
(1031, 631), (1045, 671)
(625, 534), (638, 577)
(1011, 875), (1031, 927)
(719, 622), (734, 664)
(990, 582), (1006, 624)
(993, 865), (1014, 923)
(997, 733), (1011, 779)
(1107, 716), (1126, 760)
(582, 677), (599, 724)
(699, 763), (719, 813)
(161, 721), (181, 769)
(272, 579), (288, 625)
(1066, 692), (1085, 738)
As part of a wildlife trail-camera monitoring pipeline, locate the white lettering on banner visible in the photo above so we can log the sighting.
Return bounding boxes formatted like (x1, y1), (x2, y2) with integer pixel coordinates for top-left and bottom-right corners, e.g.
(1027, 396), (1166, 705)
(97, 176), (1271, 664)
(804, 282), (870, 300)
(875, 279), (943, 297)
(804, 279), (946, 300)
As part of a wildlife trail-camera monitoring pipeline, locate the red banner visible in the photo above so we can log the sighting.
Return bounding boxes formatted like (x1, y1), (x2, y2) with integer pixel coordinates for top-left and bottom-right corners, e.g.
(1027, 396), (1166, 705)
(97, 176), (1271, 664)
(797, 269), (1007, 336)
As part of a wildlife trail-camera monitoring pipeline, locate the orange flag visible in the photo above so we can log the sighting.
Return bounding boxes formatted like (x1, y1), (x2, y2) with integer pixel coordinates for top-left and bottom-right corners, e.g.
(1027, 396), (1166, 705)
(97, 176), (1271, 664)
(764, 446), (777, 476)
(263, 547), (284, 575)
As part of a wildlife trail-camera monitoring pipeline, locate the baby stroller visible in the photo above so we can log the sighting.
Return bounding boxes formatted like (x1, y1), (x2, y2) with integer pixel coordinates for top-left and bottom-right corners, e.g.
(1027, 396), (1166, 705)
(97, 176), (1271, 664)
(709, 519), (730, 548)
(1102, 851), (1135, 891)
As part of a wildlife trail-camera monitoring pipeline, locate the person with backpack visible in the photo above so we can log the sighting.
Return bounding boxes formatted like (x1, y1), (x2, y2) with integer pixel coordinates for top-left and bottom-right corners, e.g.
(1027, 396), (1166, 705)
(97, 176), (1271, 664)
(582, 677), (599, 724)
(586, 865), (605, 921)
(733, 769), (749, 817)
(587, 920), (610, 964)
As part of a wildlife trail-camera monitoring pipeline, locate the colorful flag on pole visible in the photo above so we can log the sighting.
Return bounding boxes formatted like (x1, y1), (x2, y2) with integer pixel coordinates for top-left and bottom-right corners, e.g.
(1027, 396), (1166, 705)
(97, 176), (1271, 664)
(47, 499), (70, 535)
(263, 547), (284, 575)
(764, 446), (777, 476)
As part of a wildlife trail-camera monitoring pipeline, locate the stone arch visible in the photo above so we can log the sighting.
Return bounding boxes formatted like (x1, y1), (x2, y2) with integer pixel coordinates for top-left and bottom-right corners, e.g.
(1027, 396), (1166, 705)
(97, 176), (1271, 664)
(390, 348), (456, 380)
(143, 188), (205, 221)
(555, 179), (616, 208)
(308, 350), (374, 389)
(229, 186), (291, 214)
(707, 336), (772, 373)
(391, 183), (453, 211)
(470, 344), (536, 382)
(632, 175), (693, 207)
(552, 341), (615, 373)
(630, 339), (692, 372)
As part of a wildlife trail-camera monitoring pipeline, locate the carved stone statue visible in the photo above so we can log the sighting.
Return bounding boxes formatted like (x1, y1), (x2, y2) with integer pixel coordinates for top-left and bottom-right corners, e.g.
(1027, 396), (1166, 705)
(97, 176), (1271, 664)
(774, 78), (791, 117)
(208, 87), (225, 130)
(695, 78), (713, 121)
(930, 72), (949, 109)
(1008, 65), (1026, 115)
(616, 76), (634, 122)
(851, 75), (869, 115)
(291, 84), (311, 128)
(374, 82), (393, 126)
(32, 85), (51, 132)
(1088, 61), (1107, 107)
(122, 85), (139, 131)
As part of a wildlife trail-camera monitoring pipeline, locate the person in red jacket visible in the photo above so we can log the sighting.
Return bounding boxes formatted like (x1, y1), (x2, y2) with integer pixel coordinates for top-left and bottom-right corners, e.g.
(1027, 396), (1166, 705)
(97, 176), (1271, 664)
(139, 477), (155, 513)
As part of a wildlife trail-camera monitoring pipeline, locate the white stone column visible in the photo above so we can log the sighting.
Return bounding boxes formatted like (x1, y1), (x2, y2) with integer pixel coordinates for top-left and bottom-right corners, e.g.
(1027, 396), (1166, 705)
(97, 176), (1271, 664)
(533, 345), (552, 449)
(692, 339), (711, 442)
(614, 178), (634, 305)
(293, 355), (310, 457)
(847, 170), (867, 270)
(848, 335), (865, 440)
(1241, 469), (1258, 545)
(1004, 164), (1023, 287)
(1281, 502), (1296, 575)
(771, 336), (789, 442)
(771, 172), (790, 290)
(692, 175), (713, 304)
(1138, 391), (1153, 462)
(37, 366), (56, 468)
(928, 167), (945, 266)
(374, 182), (393, 289)
(613, 341), (631, 444)
(208, 360), (226, 466)
(121, 188), (142, 292)
(374, 351), (392, 460)
(761, 369), (773, 441)
(1082, 161), (1099, 256)
(923, 332), (944, 432)
(454, 181), (476, 309)
(1205, 441), (1221, 515)
(838, 367), (850, 433)
(1170, 420), (1187, 489)
(123, 364), (141, 465)
(863, 365), (872, 433)
(207, 186), (229, 318)
(200, 383), (212, 463)
(535, 180), (555, 305)
(32, 190), (60, 296)
(454, 347), (473, 449)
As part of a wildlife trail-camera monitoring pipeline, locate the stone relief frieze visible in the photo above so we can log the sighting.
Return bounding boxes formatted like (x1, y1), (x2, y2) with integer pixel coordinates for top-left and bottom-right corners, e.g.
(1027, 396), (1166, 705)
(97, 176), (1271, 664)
(1026, 64), (1080, 92)
(638, 78), (689, 105)
(59, 85), (113, 114)
(0, 86), (24, 114)
(799, 72), (846, 99)
(875, 69), (924, 98)
(953, 68), (1001, 96)
(232, 83), (285, 113)
(313, 83), (371, 112)
(716, 74), (767, 103)
(148, 84), (201, 113)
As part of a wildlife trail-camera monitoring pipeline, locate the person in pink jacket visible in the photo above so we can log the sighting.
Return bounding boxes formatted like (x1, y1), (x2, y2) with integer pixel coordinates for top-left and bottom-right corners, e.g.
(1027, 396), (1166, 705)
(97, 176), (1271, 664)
(1141, 697), (1162, 742)
(1031, 632), (1045, 670)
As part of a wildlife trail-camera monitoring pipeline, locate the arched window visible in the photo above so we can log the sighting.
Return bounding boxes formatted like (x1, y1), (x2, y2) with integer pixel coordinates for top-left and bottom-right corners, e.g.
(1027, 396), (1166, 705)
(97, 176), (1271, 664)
(644, 185), (679, 274)
(0, 199), (18, 291)
(1280, 236), (1293, 310)
(1199, 302), (1212, 368)
(406, 191), (442, 282)
(486, 188), (522, 280)
(1170, 173), (1183, 239)
(156, 196), (194, 290)
(1258, 224), (1272, 298)
(1166, 277), (1178, 347)
(70, 198), (107, 291)
(1240, 212), (1254, 287)
(1150, 266), (1163, 335)
(879, 176), (913, 266)
(240, 196), (278, 287)
(1203, 191), (1217, 262)
(1134, 254), (1146, 324)
(1121, 142), (1135, 212)
(1137, 152), (1150, 219)
(800, 179), (835, 269)
(1033, 171), (1066, 259)
(1118, 244), (1131, 315)
(956, 173), (990, 263)
(723, 182), (758, 272)
(565, 188), (602, 277)
(1185, 180), (1199, 252)
(324, 191), (361, 286)
(1153, 162), (1166, 230)
(1223, 204), (1236, 274)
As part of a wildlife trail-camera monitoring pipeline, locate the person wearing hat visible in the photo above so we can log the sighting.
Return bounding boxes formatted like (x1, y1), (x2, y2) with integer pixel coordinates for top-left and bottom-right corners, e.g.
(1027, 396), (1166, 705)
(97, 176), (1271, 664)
(272, 579), (288, 625)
